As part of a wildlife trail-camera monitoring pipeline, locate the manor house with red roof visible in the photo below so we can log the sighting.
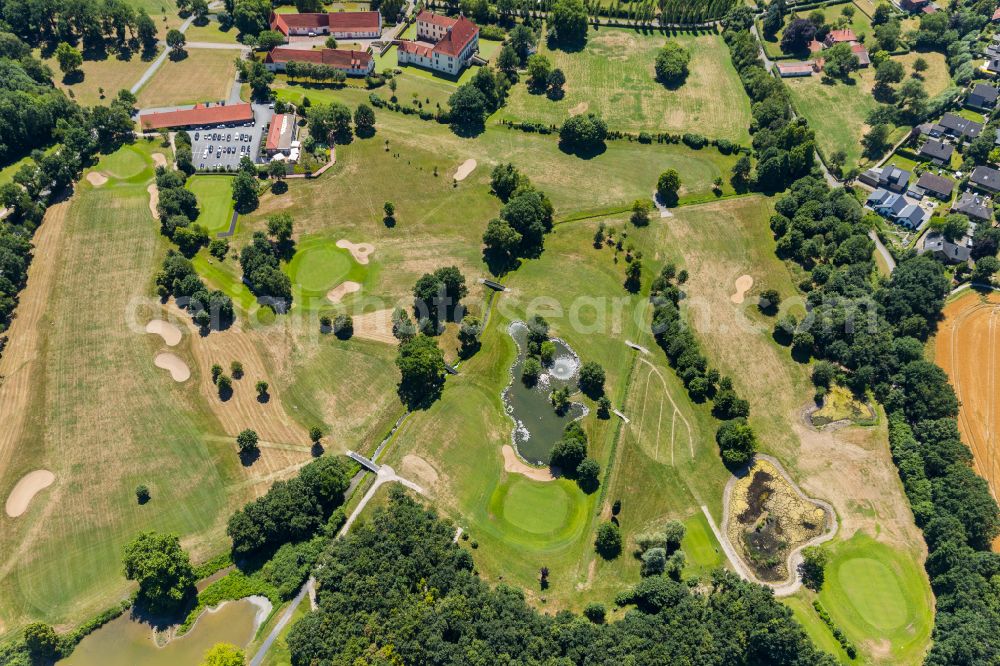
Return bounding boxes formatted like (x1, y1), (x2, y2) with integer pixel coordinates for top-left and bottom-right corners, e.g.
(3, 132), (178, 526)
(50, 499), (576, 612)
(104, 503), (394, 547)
(397, 11), (479, 76)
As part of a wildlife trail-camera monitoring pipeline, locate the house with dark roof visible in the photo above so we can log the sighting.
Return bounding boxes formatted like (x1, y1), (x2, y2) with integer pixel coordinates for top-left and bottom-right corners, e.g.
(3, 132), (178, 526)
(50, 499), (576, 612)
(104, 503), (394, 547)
(918, 139), (954, 165)
(264, 47), (374, 76)
(916, 171), (955, 199)
(966, 83), (999, 111)
(938, 112), (982, 140)
(921, 232), (973, 263)
(865, 188), (928, 229)
(984, 57), (1000, 76)
(269, 11), (381, 39)
(970, 165), (1000, 193)
(396, 12), (479, 76)
(900, 0), (930, 11)
(951, 191), (993, 222)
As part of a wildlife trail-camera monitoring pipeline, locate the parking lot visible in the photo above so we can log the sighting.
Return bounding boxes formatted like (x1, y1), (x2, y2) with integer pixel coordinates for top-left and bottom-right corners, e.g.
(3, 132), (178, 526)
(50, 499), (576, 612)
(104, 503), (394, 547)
(190, 122), (267, 172)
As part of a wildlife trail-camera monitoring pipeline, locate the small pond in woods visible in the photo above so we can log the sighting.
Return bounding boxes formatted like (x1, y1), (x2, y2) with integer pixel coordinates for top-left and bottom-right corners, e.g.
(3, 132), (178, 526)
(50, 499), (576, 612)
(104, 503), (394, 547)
(502, 321), (586, 465)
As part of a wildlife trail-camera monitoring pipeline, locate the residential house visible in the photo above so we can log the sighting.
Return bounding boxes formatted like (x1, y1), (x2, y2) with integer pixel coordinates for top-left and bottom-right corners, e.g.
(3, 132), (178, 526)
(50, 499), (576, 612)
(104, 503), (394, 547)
(938, 112), (983, 140)
(851, 42), (871, 67)
(952, 191), (993, 222)
(878, 163), (912, 192)
(269, 11), (382, 39)
(899, 0), (931, 11)
(397, 12), (479, 76)
(993, 6), (1000, 21)
(915, 171), (955, 199)
(824, 29), (856, 46)
(917, 139), (954, 165)
(966, 83), (999, 111)
(264, 47), (375, 76)
(866, 188), (928, 229)
(983, 57), (1000, 76)
(970, 165), (1000, 193)
(921, 232), (973, 263)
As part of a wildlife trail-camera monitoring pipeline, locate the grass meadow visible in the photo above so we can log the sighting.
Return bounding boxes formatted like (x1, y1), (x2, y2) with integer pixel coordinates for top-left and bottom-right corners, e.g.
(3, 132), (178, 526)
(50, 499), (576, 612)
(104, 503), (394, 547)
(136, 49), (237, 108)
(43, 49), (160, 107)
(500, 28), (752, 143)
(0, 141), (251, 634)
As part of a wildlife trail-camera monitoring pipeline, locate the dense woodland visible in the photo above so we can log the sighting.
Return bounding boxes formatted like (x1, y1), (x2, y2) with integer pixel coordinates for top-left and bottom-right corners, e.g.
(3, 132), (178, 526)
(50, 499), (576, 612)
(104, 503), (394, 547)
(286, 489), (836, 665)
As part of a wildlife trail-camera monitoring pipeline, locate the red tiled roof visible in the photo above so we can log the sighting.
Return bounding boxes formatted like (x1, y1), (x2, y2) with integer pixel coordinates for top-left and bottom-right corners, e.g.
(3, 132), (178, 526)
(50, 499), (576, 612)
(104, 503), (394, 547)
(826, 29), (856, 43)
(270, 11), (380, 35)
(417, 10), (459, 28)
(266, 114), (296, 151)
(433, 16), (478, 57)
(266, 47), (373, 70)
(139, 103), (253, 130)
(398, 41), (434, 58)
(993, 6), (1000, 19)
(851, 42), (870, 65)
(327, 11), (380, 31)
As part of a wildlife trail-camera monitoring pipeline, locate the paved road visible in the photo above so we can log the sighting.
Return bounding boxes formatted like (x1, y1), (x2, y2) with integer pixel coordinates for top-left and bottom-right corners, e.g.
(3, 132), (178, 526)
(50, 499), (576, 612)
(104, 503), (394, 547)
(869, 230), (897, 273)
(248, 465), (423, 666)
(248, 577), (313, 666)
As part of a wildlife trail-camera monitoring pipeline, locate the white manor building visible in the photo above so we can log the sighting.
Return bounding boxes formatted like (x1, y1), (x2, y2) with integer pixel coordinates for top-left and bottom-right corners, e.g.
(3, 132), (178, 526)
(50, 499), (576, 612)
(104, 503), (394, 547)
(397, 11), (479, 76)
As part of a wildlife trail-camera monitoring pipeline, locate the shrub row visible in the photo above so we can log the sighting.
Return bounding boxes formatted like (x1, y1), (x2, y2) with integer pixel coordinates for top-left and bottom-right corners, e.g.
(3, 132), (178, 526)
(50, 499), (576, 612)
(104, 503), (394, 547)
(812, 599), (858, 659)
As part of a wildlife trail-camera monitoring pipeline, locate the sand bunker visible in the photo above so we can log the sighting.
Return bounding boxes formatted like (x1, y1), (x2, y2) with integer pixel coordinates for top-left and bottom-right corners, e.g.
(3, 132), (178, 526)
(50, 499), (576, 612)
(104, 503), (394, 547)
(730, 274), (754, 304)
(86, 171), (108, 187)
(147, 184), (160, 220)
(568, 101), (589, 116)
(502, 445), (554, 482)
(145, 319), (182, 346)
(326, 281), (361, 304)
(154, 352), (190, 382)
(351, 308), (396, 344)
(336, 239), (374, 265)
(453, 159), (477, 181)
(152, 152), (167, 168)
(5, 470), (55, 517)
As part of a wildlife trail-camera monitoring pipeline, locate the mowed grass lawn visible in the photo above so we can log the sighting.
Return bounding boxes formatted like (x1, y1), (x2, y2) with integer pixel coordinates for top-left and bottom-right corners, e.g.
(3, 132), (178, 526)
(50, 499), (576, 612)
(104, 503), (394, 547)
(0, 141), (250, 633)
(501, 28), (752, 143)
(187, 174), (235, 235)
(43, 50), (160, 107)
(137, 49), (237, 108)
(817, 532), (933, 663)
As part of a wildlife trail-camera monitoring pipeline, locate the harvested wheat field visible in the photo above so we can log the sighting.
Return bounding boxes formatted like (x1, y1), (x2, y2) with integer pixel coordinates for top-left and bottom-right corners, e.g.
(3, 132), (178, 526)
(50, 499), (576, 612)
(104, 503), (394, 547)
(935, 290), (1000, 503)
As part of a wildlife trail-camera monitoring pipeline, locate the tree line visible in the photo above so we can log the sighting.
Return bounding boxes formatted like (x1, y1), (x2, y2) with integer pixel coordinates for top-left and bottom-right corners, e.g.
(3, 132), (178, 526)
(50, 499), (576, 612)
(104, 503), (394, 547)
(285, 488), (836, 664)
(767, 172), (1000, 663)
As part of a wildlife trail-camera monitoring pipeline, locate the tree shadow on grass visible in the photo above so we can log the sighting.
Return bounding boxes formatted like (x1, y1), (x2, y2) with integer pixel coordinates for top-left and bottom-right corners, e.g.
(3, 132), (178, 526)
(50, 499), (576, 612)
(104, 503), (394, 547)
(239, 447), (261, 467)
(558, 140), (607, 160)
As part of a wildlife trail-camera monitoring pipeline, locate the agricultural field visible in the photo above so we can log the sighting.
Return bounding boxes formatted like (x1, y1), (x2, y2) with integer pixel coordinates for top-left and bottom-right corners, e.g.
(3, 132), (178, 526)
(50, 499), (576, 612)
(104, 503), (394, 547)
(932, 289), (1000, 509)
(136, 49), (238, 108)
(501, 28), (752, 143)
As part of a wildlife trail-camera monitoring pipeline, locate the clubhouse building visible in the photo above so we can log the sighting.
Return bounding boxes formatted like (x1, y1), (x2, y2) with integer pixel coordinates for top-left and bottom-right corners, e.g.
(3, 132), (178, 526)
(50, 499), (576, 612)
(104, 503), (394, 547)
(139, 102), (254, 130)
(264, 47), (375, 77)
(397, 11), (479, 76)
(269, 11), (382, 39)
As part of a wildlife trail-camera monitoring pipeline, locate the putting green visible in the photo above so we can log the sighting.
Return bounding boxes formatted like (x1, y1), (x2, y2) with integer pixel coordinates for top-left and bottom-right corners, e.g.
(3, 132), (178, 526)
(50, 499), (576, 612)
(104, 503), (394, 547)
(487, 476), (587, 545)
(818, 532), (932, 663)
(99, 145), (149, 181)
(502, 480), (570, 534)
(283, 237), (368, 302)
(837, 557), (908, 631)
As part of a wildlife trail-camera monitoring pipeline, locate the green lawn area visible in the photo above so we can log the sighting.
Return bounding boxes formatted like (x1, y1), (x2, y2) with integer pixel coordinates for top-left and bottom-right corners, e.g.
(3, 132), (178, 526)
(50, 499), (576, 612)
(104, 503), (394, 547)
(185, 18), (241, 44)
(0, 154), (34, 188)
(0, 140), (251, 635)
(187, 174), (235, 236)
(895, 51), (952, 97)
(818, 532), (933, 664)
(783, 594), (854, 663)
(41, 49), (160, 107)
(137, 48), (237, 108)
(501, 28), (751, 143)
(489, 476), (589, 542)
(785, 69), (879, 169)
(283, 236), (370, 307)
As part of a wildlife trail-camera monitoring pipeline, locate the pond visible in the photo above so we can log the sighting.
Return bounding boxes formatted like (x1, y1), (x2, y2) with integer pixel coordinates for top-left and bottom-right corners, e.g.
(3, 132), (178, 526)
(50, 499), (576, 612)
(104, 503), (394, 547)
(502, 321), (586, 465)
(60, 597), (267, 666)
